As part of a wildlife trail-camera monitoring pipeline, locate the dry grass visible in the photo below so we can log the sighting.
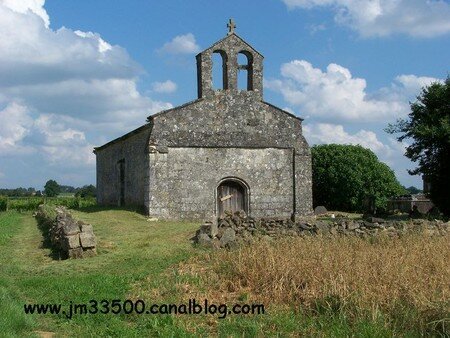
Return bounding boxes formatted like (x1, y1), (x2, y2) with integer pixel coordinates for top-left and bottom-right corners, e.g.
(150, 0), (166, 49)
(177, 234), (450, 333)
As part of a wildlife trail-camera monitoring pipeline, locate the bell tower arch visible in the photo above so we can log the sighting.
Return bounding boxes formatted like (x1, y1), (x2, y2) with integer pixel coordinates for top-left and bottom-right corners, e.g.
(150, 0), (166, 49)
(196, 19), (264, 99)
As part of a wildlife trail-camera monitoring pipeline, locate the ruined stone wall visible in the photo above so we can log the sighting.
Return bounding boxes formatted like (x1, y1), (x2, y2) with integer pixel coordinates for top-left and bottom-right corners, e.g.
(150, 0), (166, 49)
(96, 126), (150, 206)
(148, 147), (294, 220)
(35, 206), (97, 259)
(194, 213), (450, 249)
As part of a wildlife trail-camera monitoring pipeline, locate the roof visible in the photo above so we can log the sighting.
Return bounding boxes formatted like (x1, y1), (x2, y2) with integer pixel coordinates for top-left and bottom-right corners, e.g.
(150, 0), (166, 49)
(93, 123), (151, 153)
(146, 98), (203, 121)
(198, 33), (264, 58)
(262, 101), (304, 121)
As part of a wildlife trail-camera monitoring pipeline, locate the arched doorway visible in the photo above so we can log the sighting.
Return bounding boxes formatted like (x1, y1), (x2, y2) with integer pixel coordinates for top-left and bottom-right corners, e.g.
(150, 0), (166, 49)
(216, 178), (249, 217)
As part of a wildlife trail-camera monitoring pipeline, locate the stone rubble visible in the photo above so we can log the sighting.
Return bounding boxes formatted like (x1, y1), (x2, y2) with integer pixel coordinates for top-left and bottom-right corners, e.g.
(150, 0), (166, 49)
(193, 210), (449, 248)
(35, 205), (97, 259)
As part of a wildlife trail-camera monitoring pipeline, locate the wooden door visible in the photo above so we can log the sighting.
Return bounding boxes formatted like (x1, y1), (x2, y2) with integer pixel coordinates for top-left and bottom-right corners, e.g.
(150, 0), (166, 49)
(217, 181), (246, 217)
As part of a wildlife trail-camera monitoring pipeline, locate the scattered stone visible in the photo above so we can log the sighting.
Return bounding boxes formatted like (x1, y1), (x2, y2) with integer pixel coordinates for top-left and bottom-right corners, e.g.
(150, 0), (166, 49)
(197, 233), (212, 246)
(210, 222), (218, 238)
(346, 221), (360, 230)
(314, 206), (327, 215)
(368, 217), (386, 223)
(193, 211), (448, 249)
(220, 228), (236, 247)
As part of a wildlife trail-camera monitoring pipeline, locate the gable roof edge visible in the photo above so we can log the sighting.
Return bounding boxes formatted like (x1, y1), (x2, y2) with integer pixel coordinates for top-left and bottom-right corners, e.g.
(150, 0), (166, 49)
(262, 101), (304, 121)
(196, 33), (264, 58)
(146, 98), (203, 122)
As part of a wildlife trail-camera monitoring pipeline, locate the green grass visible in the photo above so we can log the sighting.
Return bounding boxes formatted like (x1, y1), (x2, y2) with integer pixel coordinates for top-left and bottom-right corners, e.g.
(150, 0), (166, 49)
(0, 209), (199, 337)
(1, 209), (446, 337)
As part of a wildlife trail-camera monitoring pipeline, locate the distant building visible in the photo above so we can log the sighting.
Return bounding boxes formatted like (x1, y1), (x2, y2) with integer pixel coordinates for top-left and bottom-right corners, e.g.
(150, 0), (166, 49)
(387, 193), (434, 214)
(388, 176), (434, 214)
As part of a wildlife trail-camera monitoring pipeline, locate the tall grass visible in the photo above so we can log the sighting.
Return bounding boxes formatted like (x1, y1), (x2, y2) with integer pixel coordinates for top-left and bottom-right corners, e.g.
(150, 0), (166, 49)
(180, 234), (450, 335)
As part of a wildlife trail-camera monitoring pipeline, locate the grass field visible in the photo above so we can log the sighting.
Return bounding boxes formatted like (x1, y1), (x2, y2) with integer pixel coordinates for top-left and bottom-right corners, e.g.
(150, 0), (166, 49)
(0, 209), (448, 337)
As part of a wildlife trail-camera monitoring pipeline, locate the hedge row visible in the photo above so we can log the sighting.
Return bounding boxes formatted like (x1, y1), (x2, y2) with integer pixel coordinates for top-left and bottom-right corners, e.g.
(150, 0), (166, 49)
(0, 196), (96, 212)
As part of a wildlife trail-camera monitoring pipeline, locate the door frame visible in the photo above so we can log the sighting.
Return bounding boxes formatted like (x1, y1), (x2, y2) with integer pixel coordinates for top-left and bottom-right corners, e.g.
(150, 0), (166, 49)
(215, 177), (250, 217)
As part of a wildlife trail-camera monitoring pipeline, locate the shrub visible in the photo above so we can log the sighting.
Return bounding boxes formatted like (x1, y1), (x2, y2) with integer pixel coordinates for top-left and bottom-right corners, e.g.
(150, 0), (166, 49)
(5, 197), (96, 212)
(312, 144), (405, 212)
(0, 196), (8, 211)
(7, 198), (44, 212)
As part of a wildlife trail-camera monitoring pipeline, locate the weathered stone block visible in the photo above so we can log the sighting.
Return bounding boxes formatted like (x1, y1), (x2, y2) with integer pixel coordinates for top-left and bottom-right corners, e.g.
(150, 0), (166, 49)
(79, 222), (93, 233)
(314, 206), (327, 215)
(197, 233), (212, 246)
(63, 234), (80, 250)
(80, 232), (96, 248)
(62, 220), (80, 236)
(68, 247), (83, 259)
(220, 228), (236, 247)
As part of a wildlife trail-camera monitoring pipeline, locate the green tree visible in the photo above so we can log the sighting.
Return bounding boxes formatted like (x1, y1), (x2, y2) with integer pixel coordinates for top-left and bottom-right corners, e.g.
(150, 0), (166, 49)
(75, 185), (96, 198)
(405, 186), (422, 195)
(44, 180), (60, 197)
(311, 144), (405, 212)
(386, 77), (450, 216)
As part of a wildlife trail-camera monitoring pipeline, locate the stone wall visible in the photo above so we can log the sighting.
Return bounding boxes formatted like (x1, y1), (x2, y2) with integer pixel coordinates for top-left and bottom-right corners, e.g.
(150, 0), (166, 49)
(148, 147), (294, 220)
(194, 212), (449, 248)
(96, 126), (150, 206)
(35, 205), (97, 259)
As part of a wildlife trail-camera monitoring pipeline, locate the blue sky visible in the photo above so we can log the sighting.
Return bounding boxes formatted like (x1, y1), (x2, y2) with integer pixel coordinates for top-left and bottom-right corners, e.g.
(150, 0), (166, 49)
(0, 0), (449, 189)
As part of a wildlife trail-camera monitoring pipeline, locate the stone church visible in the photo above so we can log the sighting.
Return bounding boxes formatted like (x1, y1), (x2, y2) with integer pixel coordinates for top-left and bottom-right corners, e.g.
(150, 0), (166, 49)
(94, 21), (312, 220)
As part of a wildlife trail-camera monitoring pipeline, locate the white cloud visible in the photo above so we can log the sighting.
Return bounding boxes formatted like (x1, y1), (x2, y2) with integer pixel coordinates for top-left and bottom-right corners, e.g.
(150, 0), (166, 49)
(5, 78), (171, 125)
(34, 114), (95, 167)
(0, 0), (49, 27)
(303, 122), (409, 168)
(266, 60), (441, 123)
(0, 0), (173, 176)
(0, 102), (95, 169)
(304, 123), (389, 153)
(158, 33), (200, 54)
(282, 0), (450, 38)
(0, 102), (34, 154)
(152, 80), (177, 94)
(74, 30), (112, 53)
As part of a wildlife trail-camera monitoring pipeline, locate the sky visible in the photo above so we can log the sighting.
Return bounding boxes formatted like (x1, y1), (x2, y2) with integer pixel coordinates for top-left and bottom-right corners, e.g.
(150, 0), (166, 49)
(0, 0), (449, 190)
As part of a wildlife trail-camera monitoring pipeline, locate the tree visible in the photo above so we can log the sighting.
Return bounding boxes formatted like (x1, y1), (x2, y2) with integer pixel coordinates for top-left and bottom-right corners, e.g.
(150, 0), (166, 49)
(60, 185), (76, 193)
(311, 144), (405, 212)
(386, 77), (450, 216)
(75, 185), (96, 198)
(44, 180), (60, 197)
(405, 186), (422, 195)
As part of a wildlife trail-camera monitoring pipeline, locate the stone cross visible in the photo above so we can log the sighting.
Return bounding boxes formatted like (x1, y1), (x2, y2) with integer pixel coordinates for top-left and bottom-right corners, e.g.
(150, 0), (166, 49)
(227, 19), (236, 35)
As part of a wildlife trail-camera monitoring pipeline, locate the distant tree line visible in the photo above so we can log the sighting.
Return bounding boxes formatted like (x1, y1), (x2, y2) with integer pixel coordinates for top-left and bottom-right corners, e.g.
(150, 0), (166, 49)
(403, 186), (422, 195)
(0, 187), (39, 197)
(0, 180), (96, 198)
